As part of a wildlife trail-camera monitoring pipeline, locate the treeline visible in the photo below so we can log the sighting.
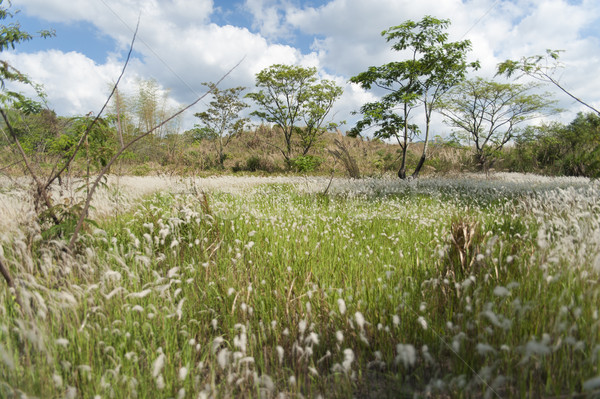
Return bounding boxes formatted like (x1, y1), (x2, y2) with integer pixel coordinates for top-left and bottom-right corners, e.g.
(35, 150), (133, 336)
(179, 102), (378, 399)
(2, 6), (599, 180)
(2, 106), (598, 178)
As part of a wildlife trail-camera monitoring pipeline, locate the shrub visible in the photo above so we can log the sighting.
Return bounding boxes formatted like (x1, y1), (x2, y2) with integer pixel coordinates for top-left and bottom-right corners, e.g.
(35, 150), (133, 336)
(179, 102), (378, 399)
(288, 155), (322, 173)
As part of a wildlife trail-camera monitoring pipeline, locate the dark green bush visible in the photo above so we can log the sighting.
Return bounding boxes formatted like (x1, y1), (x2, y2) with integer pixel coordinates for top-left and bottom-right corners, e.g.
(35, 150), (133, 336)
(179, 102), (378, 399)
(288, 155), (322, 173)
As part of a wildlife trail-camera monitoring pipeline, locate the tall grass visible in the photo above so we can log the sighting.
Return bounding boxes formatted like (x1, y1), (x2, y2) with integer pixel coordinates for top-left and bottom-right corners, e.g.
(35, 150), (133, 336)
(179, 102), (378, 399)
(0, 174), (598, 398)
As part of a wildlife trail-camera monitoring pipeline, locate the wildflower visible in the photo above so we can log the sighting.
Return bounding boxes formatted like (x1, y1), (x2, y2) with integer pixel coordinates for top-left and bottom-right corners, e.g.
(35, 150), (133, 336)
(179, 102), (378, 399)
(55, 338), (69, 347)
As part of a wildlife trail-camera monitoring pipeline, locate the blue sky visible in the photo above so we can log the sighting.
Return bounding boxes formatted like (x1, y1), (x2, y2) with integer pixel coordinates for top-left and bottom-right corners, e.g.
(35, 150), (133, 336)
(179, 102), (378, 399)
(5, 0), (600, 132)
(14, 0), (332, 62)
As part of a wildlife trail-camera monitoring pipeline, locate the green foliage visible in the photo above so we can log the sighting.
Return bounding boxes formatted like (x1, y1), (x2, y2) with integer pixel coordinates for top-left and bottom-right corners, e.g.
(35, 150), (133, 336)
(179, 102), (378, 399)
(0, 0), (54, 109)
(69, 116), (117, 169)
(194, 82), (249, 168)
(245, 155), (262, 172)
(131, 163), (152, 176)
(288, 154), (322, 173)
(350, 16), (478, 178)
(372, 149), (396, 172)
(506, 112), (600, 177)
(246, 64), (342, 161)
(439, 77), (558, 168)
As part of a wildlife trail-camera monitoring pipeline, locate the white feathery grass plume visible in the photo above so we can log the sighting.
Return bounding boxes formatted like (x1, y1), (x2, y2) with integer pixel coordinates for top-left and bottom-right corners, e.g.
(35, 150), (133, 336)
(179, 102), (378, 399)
(0, 344), (14, 370)
(298, 319), (307, 335)
(305, 332), (319, 346)
(395, 344), (416, 368)
(276, 346), (284, 364)
(417, 316), (428, 330)
(355, 312), (366, 330)
(176, 298), (186, 320)
(217, 348), (230, 370)
(179, 366), (188, 381)
(212, 337), (224, 354)
(476, 343), (497, 355)
(342, 348), (354, 373)
(65, 386), (77, 399)
(52, 373), (63, 388)
(337, 298), (346, 315)
(152, 352), (166, 378)
(127, 289), (152, 299)
(336, 330), (344, 343)
(260, 375), (275, 393)
(493, 286), (510, 297)
(155, 374), (165, 390)
(583, 376), (600, 391)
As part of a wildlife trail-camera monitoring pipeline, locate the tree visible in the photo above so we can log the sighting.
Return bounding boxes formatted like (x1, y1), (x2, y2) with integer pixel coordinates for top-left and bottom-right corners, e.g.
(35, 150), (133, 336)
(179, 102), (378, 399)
(0, 0), (54, 311)
(497, 49), (599, 116)
(246, 64), (342, 163)
(350, 16), (478, 179)
(439, 77), (558, 168)
(0, 2), (54, 110)
(509, 113), (600, 176)
(194, 82), (249, 168)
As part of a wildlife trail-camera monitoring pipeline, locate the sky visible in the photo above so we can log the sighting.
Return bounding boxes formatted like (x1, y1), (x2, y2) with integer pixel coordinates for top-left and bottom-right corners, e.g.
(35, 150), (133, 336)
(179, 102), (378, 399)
(4, 0), (600, 137)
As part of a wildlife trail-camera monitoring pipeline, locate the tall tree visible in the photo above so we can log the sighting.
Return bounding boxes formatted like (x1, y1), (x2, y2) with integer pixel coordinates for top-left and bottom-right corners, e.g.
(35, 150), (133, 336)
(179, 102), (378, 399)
(350, 16), (478, 179)
(497, 49), (599, 116)
(439, 77), (558, 168)
(194, 82), (249, 168)
(246, 64), (342, 162)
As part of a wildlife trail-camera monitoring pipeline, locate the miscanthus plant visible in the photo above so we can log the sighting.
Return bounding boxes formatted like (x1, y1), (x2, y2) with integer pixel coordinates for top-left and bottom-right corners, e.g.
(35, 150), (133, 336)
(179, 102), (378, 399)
(0, 173), (599, 398)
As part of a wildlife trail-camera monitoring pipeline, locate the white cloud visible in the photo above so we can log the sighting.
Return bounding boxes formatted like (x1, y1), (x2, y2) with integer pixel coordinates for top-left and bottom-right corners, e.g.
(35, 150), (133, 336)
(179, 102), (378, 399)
(4, 50), (127, 115)
(5, 0), (600, 133)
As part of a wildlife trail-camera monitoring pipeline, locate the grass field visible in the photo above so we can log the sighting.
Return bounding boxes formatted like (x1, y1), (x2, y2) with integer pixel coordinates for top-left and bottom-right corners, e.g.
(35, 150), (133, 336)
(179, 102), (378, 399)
(0, 173), (599, 398)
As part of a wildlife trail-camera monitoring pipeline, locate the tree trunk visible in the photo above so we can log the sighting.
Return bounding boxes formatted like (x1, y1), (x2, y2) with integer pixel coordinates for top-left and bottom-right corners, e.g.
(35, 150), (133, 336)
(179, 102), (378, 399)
(412, 115), (431, 179)
(397, 146), (407, 179)
(412, 154), (426, 178)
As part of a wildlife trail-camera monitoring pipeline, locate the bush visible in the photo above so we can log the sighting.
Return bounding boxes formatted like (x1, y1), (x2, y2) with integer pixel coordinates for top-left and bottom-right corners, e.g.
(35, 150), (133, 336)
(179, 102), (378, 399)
(288, 155), (322, 173)
(232, 155), (276, 173)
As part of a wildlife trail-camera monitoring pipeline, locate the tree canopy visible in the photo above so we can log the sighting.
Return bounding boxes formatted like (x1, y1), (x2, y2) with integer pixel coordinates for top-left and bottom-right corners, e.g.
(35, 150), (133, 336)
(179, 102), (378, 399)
(246, 64), (342, 162)
(439, 77), (558, 168)
(350, 16), (478, 179)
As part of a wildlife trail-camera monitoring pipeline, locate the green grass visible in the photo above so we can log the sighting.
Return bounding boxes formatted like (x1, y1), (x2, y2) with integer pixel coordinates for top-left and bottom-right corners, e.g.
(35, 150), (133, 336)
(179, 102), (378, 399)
(0, 177), (599, 398)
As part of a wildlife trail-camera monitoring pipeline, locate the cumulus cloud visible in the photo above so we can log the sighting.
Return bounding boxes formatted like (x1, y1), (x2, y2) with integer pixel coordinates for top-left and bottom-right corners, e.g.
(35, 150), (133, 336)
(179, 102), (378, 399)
(5, 0), (600, 132)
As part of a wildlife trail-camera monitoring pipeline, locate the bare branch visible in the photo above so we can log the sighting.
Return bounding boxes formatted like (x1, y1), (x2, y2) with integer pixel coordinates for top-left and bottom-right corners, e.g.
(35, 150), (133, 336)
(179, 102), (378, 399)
(45, 16), (141, 189)
(67, 58), (244, 249)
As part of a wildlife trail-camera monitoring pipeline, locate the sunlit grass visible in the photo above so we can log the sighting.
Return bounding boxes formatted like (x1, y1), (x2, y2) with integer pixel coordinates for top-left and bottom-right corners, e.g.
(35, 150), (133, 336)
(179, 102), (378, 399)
(0, 174), (599, 398)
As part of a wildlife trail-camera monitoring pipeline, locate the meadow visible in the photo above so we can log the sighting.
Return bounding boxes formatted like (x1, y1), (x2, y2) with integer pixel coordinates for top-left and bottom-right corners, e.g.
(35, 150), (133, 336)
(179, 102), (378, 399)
(0, 173), (599, 398)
